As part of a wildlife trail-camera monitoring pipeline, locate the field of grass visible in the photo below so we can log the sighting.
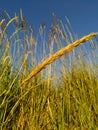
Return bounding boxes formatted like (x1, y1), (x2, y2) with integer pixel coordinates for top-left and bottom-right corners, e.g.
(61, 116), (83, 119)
(0, 11), (98, 130)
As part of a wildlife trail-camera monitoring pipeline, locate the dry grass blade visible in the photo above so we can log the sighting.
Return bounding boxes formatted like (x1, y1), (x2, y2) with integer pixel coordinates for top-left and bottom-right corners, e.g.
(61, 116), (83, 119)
(21, 32), (98, 84)
(0, 19), (5, 26)
(3, 16), (18, 35)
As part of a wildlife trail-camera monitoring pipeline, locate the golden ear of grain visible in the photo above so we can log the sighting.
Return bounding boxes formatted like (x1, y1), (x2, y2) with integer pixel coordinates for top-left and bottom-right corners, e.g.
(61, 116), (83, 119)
(21, 32), (98, 85)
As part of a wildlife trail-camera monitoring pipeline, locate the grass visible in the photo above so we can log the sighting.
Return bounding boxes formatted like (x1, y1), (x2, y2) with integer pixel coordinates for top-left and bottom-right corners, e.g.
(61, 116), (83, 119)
(0, 11), (98, 130)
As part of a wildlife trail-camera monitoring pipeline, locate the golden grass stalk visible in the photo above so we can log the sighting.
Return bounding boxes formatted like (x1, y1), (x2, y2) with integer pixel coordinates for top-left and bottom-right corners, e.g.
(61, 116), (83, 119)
(3, 16), (18, 36)
(21, 32), (98, 84)
(0, 19), (5, 26)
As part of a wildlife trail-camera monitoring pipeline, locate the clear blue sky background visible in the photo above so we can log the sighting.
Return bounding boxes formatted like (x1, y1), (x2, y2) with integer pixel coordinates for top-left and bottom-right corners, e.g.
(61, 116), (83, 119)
(0, 0), (98, 37)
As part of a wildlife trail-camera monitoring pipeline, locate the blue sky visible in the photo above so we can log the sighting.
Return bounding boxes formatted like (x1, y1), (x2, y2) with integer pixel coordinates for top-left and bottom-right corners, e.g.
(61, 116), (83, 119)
(0, 0), (98, 37)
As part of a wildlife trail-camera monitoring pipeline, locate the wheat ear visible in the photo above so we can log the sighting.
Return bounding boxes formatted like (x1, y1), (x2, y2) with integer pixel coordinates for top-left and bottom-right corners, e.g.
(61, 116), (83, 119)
(21, 32), (98, 85)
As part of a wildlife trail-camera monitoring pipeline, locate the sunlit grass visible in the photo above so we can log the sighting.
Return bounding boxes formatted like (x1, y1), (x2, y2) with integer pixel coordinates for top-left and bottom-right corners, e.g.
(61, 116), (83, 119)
(0, 10), (98, 130)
